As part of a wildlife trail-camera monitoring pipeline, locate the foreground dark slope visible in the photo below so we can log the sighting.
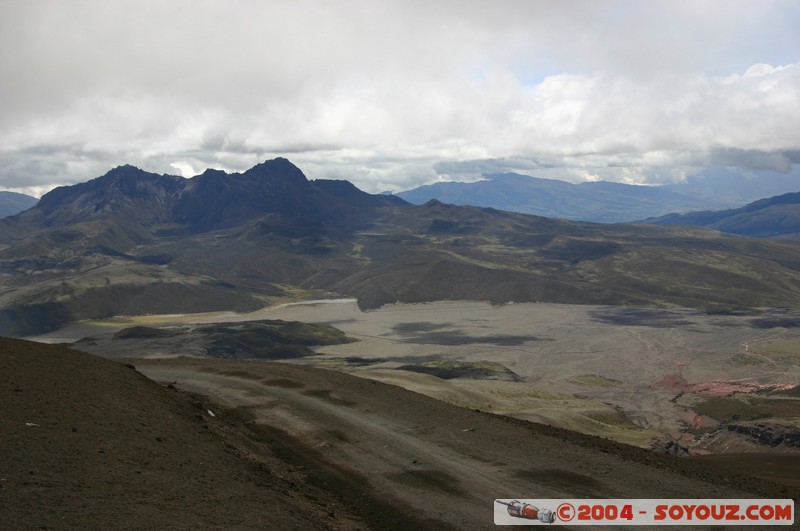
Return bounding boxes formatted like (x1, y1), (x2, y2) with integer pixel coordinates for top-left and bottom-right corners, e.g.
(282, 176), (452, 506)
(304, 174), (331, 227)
(4, 158), (800, 336)
(0, 337), (391, 530)
(2, 338), (796, 530)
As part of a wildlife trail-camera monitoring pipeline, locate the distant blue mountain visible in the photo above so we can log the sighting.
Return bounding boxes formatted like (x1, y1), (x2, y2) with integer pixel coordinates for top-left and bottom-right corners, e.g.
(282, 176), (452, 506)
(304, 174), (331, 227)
(0, 191), (37, 218)
(397, 168), (800, 223)
(644, 192), (800, 239)
(397, 173), (712, 223)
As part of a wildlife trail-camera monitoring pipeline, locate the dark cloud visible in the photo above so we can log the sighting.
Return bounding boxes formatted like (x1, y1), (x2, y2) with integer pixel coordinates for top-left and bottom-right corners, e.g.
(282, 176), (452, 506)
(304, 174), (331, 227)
(706, 148), (797, 173)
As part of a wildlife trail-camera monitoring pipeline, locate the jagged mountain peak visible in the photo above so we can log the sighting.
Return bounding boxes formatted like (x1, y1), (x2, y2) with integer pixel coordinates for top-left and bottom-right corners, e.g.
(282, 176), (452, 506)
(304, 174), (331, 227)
(105, 163), (146, 175)
(197, 168), (227, 178)
(90, 164), (177, 189)
(245, 157), (306, 178)
(7, 158), (800, 340)
(6, 158), (401, 234)
(24, 165), (183, 228)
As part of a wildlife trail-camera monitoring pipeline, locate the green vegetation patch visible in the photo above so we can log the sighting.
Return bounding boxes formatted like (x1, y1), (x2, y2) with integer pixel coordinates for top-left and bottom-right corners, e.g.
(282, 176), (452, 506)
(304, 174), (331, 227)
(340, 356), (384, 367)
(694, 395), (800, 423)
(198, 319), (356, 360)
(775, 385), (800, 397)
(396, 359), (522, 381)
(754, 340), (800, 364)
(586, 409), (641, 430)
(113, 326), (183, 339)
(729, 353), (768, 366)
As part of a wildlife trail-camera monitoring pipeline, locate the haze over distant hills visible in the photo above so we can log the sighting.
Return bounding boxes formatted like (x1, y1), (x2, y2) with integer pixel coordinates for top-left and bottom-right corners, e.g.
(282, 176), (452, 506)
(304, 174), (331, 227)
(645, 191), (800, 239)
(0, 191), (37, 218)
(4, 158), (800, 336)
(397, 167), (800, 223)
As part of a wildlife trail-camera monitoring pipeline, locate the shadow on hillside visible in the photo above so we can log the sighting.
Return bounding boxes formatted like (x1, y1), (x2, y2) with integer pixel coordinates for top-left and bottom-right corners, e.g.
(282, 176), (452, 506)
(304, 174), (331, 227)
(390, 322), (543, 346)
(749, 311), (800, 329)
(589, 307), (695, 327)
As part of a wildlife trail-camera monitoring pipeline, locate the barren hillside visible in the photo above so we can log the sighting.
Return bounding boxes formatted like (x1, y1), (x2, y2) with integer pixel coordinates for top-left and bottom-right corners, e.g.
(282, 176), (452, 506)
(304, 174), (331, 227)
(2, 337), (796, 529)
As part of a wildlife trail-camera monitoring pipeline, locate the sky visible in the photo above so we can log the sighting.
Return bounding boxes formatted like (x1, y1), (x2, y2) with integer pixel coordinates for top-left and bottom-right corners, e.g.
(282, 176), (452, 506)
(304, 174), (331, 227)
(1, 0), (799, 197)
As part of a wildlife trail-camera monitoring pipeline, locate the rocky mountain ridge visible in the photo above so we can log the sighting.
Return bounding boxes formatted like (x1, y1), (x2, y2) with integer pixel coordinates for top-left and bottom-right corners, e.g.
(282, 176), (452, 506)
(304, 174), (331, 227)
(11, 158), (403, 235)
(4, 159), (800, 336)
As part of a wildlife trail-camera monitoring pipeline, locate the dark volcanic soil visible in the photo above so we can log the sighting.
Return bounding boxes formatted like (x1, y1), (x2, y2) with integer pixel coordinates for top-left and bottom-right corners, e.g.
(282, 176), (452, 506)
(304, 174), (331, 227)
(2, 337), (798, 530)
(0, 338), (430, 530)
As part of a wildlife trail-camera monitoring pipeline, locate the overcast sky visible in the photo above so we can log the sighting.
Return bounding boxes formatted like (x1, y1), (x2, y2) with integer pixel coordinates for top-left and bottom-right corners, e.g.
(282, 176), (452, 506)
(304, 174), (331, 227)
(1, 0), (799, 197)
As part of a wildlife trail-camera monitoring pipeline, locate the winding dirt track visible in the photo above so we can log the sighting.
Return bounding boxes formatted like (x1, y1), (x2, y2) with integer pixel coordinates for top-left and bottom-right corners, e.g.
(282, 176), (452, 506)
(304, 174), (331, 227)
(36, 301), (800, 447)
(134, 358), (794, 530)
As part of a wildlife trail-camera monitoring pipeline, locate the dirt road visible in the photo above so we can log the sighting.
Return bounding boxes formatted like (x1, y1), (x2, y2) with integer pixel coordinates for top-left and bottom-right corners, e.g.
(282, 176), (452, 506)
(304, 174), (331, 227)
(49, 301), (800, 448)
(134, 358), (793, 530)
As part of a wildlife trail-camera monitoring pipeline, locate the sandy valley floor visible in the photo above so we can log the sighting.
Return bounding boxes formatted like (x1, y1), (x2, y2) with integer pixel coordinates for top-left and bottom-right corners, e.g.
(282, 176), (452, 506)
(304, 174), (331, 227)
(34, 300), (800, 450)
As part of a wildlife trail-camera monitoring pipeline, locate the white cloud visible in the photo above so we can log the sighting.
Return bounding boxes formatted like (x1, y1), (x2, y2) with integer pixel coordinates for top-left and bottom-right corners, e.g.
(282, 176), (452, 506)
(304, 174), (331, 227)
(169, 161), (196, 178)
(0, 0), (798, 196)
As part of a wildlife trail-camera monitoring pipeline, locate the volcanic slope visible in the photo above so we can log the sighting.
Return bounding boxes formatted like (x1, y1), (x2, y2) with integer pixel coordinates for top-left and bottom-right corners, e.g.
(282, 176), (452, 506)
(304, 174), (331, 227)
(5, 159), (800, 336)
(2, 338), (796, 530)
(0, 337), (438, 530)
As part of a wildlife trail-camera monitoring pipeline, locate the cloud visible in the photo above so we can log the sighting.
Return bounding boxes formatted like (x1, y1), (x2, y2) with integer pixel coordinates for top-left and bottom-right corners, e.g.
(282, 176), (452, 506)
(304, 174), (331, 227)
(705, 148), (799, 173)
(0, 1), (798, 196)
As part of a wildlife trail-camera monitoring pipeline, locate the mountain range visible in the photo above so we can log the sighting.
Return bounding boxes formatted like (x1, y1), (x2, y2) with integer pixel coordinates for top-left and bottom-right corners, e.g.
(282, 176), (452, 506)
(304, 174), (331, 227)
(397, 168), (800, 223)
(644, 191), (800, 238)
(397, 173), (710, 222)
(0, 190), (37, 219)
(4, 158), (800, 336)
